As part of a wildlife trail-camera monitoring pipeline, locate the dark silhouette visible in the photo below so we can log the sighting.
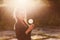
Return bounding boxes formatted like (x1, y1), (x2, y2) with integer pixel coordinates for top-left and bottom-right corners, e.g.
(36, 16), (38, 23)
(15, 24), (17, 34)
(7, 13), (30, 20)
(15, 16), (34, 40)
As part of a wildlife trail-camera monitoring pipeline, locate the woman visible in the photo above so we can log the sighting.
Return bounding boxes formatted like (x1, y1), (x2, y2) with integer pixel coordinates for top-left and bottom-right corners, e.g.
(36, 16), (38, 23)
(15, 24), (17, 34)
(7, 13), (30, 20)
(14, 12), (34, 40)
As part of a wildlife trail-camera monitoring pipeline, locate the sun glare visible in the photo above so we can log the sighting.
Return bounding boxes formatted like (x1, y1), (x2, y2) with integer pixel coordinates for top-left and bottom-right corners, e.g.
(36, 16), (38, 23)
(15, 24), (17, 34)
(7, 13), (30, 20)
(4, 0), (44, 14)
(3, 0), (44, 21)
(1, 0), (46, 30)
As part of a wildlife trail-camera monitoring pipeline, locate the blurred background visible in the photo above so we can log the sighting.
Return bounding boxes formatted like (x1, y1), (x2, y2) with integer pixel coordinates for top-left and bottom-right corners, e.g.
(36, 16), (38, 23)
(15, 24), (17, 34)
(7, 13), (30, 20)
(0, 0), (60, 40)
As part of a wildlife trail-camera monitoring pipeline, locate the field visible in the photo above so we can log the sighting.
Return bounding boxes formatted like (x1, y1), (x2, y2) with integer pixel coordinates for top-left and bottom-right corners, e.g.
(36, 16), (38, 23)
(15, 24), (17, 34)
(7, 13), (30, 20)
(0, 31), (60, 40)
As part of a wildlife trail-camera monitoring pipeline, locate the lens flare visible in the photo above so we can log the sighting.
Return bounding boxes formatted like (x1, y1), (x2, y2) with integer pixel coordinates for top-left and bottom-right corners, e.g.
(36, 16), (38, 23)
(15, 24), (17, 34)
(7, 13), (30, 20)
(28, 19), (34, 24)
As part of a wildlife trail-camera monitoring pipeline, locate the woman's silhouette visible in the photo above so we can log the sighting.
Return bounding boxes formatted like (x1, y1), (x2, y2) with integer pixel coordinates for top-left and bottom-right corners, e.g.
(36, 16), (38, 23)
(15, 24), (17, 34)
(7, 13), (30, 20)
(14, 9), (34, 40)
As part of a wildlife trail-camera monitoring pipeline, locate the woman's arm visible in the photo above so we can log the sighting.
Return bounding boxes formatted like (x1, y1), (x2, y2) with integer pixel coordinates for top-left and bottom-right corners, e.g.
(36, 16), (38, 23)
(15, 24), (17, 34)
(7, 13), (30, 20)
(22, 19), (34, 35)
(25, 24), (34, 35)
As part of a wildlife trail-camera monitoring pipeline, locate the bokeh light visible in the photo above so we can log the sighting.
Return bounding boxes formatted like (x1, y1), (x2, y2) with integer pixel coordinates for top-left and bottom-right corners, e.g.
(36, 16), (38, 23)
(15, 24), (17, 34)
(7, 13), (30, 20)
(28, 19), (34, 24)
